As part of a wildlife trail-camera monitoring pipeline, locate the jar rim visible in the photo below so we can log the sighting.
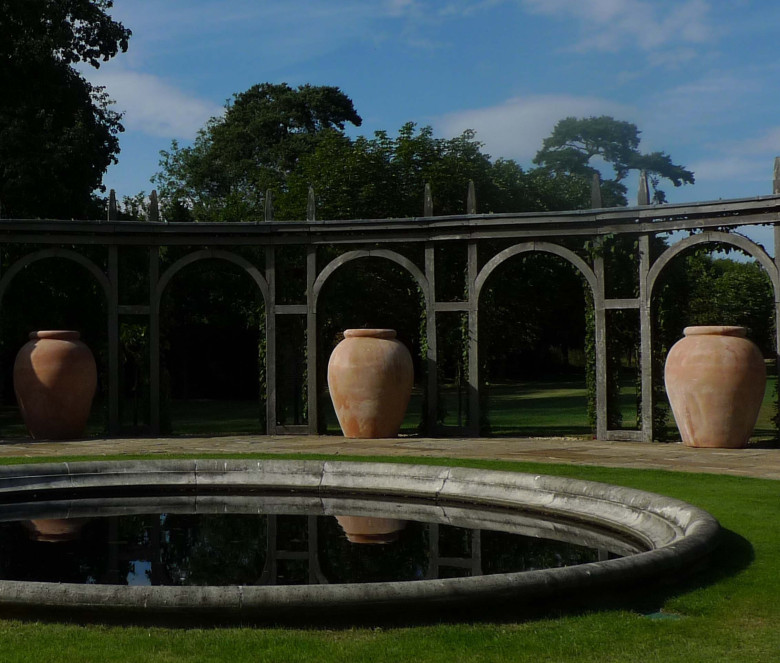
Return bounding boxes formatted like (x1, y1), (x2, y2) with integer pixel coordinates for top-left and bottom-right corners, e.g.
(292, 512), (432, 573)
(683, 326), (746, 338)
(29, 331), (81, 341)
(343, 329), (397, 339)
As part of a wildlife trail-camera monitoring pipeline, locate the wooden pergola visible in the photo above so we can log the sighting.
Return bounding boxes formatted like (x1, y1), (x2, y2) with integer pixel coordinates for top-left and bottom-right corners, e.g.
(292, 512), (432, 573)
(3, 167), (780, 441)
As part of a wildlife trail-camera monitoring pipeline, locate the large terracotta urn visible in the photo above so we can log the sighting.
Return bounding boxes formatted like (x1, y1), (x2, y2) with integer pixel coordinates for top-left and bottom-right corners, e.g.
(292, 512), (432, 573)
(327, 329), (414, 438)
(664, 326), (765, 448)
(335, 516), (407, 544)
(13, 331), (97, 440)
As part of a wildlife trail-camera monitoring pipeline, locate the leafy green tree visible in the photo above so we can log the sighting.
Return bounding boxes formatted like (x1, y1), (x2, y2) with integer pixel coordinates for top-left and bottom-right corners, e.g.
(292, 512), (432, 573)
(683, 254), (774, 354)
(0, 0), (130, 218)
(153, 83), (362, 222)
(282, 123), (590, 220)
(534, 116), (694, 205)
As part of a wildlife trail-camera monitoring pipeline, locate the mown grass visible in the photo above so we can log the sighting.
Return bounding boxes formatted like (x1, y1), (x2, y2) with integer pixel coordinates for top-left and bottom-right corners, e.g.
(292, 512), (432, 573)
(0, 452), (777, 662)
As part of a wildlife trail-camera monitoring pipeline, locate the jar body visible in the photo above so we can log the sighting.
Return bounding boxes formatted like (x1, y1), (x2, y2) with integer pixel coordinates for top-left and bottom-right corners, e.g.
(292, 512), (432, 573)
(664, 326), (765, 448)
(13, 331), (97, 440)
(327, 329), (414, 438)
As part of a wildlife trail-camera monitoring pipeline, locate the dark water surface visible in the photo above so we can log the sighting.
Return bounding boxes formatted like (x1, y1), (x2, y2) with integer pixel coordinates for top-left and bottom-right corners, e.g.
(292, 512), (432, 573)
(0, 493), (638, 587)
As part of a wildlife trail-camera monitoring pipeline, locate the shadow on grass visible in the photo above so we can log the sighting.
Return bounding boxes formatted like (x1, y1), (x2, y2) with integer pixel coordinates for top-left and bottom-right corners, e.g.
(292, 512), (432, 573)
(302, 526), (755, 629)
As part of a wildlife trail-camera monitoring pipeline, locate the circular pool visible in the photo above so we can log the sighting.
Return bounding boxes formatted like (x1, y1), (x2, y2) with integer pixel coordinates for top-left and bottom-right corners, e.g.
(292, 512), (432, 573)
(0, 459), (720, 623)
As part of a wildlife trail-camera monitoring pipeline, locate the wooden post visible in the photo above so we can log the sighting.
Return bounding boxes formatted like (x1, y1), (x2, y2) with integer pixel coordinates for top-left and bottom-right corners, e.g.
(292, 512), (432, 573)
(306, 187), (316, 222)
(773, 158), (780, 437)
(637, 171), (650, 206)
(148, 190), (159, 222)
(467, 180), (476, 215)
(108, 246), (119, 434)
(425, 243), (438, 434)
(306, 246), (318, 434)
(108, 189), (118, 221)
(591, 173), (602, 208)
(264, 190), (274, 222)
(265, 246), (277, 433)
(639, 234), (653, 442)
(467, 241), (479, 434)
(149, 248), (160, 433)
(774, 157), (780, 195)
(592, 238), (608, 440)
(424, 183), (433, 217)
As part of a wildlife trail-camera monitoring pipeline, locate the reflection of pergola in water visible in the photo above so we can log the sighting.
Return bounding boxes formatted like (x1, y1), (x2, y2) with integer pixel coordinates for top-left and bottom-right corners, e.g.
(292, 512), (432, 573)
(2, 164), (780, 442)
(100, 514), (487, 585)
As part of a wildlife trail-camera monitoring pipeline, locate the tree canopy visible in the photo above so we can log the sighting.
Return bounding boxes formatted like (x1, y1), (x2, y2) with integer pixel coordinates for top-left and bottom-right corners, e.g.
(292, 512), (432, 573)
(153, 83), (363, 222)
(533, 116), (694, 205)
(283, 123), (592, 219)
(0, 0), (130, 218)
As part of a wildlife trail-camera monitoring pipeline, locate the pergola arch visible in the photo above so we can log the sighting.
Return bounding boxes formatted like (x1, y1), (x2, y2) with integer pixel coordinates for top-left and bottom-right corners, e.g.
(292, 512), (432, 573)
(0, 248), (111, 305)
(155, 249), (269, 305)
(3, 189), (780, 441)
(312, 249), (430, 310)
(475, 241), (598, 300)
(647, 231), (780, 300)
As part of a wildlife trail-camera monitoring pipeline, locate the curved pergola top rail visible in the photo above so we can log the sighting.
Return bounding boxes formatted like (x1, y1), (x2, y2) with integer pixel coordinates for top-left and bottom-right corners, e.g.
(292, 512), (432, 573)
(1, 190), (780, 441)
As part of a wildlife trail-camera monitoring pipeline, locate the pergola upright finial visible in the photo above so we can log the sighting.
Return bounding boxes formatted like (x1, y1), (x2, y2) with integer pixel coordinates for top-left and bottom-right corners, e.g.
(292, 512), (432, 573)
(467, 180), (477, 214)
(307, 186), (316, 221)
(637, 170), (650, 206)
(424, 183), (433, 217)
(591, 173), (602, 209)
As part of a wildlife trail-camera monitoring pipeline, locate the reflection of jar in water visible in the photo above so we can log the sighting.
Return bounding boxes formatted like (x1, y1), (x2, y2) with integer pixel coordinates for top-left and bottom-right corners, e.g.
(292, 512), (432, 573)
(24, 518), (87, 543)
(335, 515), (407, 544)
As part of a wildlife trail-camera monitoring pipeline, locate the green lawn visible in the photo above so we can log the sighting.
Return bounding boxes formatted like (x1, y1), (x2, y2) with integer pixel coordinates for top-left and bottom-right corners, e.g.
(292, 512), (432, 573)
(3, 374), (777, 441)
(0, 453), (777, 662)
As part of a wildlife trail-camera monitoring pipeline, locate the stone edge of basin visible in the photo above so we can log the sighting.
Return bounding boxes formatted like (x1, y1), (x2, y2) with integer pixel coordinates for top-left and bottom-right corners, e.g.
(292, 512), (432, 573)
(0, 459), (721, 620)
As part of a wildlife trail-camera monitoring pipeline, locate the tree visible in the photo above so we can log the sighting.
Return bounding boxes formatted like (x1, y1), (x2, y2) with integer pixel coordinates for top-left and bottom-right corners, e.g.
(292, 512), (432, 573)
(0, 0), (130, 218)
(282, 122), (591, 220)
(153, 83), (362, 222)
(534, 116), (694, 206)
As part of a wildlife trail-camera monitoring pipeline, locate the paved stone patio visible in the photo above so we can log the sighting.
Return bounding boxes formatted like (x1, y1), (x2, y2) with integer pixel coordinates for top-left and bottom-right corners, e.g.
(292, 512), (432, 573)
(0, 435), (778, 480)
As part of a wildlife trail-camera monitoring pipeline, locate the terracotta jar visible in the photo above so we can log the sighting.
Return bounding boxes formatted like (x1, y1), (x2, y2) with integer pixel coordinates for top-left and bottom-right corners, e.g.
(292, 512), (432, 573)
(335, 515), (407, 544)
(327, 329), (414, 438)
(13, 331), (97, 440)
(664, 326), (765, 448)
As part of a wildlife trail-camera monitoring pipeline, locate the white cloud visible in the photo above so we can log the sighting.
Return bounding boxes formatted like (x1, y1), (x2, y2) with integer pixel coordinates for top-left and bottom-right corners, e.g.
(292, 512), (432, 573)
(727, 128), (780, 157)
(520, 0), (713, 53)
(88, 71), (223, 139)
(436, 94), (634, 163)
(688, 129), (780, 191)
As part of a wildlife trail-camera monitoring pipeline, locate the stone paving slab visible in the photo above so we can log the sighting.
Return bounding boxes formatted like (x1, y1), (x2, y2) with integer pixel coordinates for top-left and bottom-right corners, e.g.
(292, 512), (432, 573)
(0, 435), (778, 480)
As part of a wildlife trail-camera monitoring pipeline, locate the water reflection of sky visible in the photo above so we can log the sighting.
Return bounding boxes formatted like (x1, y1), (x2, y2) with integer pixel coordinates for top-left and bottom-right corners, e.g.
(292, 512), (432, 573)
(127, 560), (152, 586)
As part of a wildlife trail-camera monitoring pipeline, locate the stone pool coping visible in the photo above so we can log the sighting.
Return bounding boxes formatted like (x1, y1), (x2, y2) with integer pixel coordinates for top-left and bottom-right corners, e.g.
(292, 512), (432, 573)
(0, 459), (720, 622)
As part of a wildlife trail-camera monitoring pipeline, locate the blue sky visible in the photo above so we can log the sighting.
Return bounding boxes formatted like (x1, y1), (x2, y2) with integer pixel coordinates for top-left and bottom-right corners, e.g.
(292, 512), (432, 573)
(86, 0), (780, 211)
